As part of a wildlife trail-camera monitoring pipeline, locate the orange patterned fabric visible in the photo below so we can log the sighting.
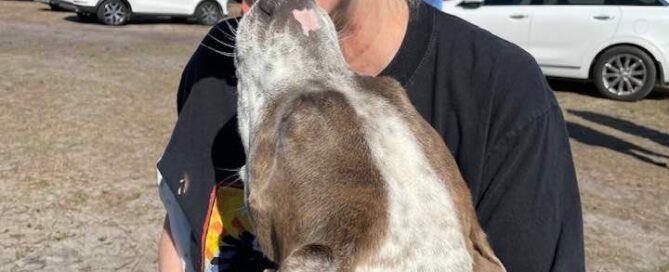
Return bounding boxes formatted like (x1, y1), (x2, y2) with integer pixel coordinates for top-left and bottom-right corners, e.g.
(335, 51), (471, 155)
(202, 186), (274, 272)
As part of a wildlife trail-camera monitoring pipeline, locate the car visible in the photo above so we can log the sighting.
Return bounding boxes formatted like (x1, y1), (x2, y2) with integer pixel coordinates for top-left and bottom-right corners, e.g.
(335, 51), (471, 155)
(72, 0), (229, 26)
(443, 0), (669, 101)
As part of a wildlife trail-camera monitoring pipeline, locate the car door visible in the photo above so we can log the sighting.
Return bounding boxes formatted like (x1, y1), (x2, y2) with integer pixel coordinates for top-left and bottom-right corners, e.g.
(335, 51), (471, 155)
(445, 0), (537, 51)
(528, 0), (621, 69)
(131, 0), (190, 14)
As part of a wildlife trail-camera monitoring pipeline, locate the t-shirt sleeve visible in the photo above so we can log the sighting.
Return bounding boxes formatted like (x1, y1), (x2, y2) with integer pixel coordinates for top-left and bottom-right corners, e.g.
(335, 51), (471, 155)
(175, 20), (246, 181)
(479, 106), (585, 271)
(159, 19), (246, 271)
(476, 49), (585, 271)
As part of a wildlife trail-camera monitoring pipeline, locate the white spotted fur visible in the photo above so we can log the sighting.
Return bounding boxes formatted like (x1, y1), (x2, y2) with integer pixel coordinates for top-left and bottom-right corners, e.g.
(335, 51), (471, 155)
(338, 85), (472, 272)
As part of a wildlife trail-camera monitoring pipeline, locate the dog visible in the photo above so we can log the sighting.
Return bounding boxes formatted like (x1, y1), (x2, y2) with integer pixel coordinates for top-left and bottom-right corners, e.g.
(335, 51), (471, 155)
(234, 0), (506, 271)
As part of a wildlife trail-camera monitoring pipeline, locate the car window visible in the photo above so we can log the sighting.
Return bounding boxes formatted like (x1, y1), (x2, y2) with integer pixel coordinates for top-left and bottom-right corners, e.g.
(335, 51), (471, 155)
(568, 0), (605, 4)
(542, 0), (614, 4)
(614, 0), (664, 5)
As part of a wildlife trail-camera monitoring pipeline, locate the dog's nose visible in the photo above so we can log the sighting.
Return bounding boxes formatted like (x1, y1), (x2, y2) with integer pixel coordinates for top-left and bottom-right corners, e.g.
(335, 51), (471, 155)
(257, 0), (277, 17)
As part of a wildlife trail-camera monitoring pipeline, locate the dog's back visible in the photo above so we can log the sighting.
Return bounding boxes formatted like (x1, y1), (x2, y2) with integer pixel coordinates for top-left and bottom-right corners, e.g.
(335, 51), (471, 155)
(244, 76), (504, 272)
(235, 1), (505, 271)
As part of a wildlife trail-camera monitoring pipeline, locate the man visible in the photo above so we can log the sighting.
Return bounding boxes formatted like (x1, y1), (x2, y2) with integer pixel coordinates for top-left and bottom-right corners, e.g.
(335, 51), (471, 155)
(158, 0), (585, 271)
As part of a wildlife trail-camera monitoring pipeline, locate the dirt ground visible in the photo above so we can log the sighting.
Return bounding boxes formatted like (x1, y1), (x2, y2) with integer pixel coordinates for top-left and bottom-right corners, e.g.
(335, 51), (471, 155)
(1, 1), (667, 271)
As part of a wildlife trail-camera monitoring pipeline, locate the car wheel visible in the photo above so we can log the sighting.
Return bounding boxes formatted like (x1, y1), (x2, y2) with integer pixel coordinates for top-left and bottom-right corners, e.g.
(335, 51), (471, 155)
(195, 1), (222, 25)
(97, 0), (131, 26)
(593, 46), (657, 101)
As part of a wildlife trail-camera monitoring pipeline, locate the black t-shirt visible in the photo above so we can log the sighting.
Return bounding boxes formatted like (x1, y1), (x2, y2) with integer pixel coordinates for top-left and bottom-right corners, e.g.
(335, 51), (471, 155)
(161, 3), (584, 271)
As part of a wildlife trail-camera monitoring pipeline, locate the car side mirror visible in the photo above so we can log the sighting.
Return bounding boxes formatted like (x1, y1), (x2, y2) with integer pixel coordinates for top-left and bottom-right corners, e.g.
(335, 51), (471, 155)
(459, 0), (484, 8)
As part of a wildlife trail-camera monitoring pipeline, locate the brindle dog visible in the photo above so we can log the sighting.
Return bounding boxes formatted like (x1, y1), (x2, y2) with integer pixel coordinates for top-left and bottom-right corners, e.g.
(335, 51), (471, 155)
(234, 0), (506, 271)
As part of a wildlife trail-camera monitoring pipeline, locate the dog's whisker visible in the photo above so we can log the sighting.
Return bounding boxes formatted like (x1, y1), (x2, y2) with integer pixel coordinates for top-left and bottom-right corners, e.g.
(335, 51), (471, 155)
(224, 19), (238, 35)
(219, 169), (242, 183)
(214, 24), (237, 41)
(215, 167), (243, 172)
(220, 172), (240, 182)
(206, 33), (236, 49)
(222, 31), (238, 42)
(337, 30), (354, 43)
(219, 176), (242, 189)
(216, 29), (237, 41)
(199, 43), (235, 57)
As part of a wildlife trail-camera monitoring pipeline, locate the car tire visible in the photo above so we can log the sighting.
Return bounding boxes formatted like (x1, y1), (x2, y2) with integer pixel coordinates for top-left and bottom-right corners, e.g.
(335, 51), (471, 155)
(96, 0), (131, 26)
(195, 1), (222, 25)
(592, 46), (657, 101)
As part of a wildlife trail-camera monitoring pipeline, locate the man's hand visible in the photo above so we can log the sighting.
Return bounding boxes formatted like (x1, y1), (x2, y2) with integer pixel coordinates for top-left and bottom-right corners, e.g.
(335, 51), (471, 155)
(159, 215), (183, 272)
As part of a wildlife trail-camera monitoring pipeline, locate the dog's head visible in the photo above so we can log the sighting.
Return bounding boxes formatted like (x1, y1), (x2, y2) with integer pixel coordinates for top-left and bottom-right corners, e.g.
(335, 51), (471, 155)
(235, 0), (353, 159)
(235, 0), (350, 95)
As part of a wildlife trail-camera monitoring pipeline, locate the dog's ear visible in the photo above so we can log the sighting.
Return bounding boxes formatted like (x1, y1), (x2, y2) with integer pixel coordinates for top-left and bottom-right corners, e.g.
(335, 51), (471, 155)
(279, 244), (338, 272)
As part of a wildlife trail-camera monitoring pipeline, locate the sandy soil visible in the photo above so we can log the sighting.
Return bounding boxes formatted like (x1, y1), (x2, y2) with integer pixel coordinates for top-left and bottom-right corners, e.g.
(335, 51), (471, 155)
(1, 1), (667, 271)
(551, 81), (669, 272)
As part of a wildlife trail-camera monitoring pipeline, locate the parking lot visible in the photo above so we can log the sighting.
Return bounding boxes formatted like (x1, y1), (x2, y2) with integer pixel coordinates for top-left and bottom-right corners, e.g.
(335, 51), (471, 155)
(0, 1), (668, 271)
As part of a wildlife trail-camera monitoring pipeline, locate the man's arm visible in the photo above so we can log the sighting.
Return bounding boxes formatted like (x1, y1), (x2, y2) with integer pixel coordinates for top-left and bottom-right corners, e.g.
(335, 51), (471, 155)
(159, 216), (182, 272)
(477, 105), (585, 271)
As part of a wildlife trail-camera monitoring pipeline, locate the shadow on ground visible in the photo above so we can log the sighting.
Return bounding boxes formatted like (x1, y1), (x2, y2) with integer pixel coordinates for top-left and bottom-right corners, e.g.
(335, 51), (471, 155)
(548, 78), (669, 100)
(63, 14), (199, 25)
(38, 7), (71, 12)
(567, 121), (668, 168)
(569, 110), (669, 148)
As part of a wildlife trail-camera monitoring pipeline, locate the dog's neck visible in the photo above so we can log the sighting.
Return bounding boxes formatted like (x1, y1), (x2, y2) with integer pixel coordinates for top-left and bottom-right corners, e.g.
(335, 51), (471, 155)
(337, 0), (409, 76)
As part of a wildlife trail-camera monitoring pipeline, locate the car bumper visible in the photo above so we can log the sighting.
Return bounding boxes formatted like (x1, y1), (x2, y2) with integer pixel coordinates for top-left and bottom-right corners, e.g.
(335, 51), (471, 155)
(55, 0), (78, 11)
(660, 43), (669, 86)
(71, 0), (99, 10)
(36, 0), (78, 11)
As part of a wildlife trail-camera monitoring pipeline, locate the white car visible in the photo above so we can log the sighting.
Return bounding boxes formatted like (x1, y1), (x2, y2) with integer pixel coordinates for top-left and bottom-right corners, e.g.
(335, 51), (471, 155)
(72, 0), (229, 26)
(443, 0), (669, 101)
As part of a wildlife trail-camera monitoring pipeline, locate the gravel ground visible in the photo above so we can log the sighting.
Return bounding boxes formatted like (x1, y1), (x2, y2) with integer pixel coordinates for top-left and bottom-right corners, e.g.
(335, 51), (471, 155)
(1, 1), (667, 271)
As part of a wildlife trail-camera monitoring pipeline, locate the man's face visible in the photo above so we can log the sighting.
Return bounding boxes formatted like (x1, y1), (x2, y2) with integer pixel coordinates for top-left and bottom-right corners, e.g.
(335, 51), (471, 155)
(314, 0), (343, 12)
